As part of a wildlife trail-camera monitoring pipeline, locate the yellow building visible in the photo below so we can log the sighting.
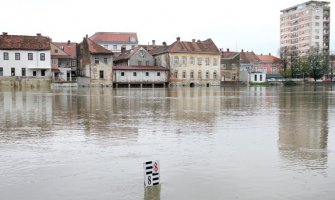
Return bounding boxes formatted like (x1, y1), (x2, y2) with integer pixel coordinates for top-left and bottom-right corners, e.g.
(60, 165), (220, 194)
(149, 37), (221, 87)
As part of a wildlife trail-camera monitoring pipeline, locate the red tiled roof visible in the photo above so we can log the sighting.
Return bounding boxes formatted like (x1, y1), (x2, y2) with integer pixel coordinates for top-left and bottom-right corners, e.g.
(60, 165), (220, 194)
(0, 34), (50, 50)
(221, 51), (239, 59)
(240, 51), (260, 63)
(113, 66), (168, 71)
(53, 42), (77, 59)
(257, 54), (282, 63)
(148, 45), (170, 55)
(90, 32), (138, 43)
(113, 47), (141, 61)
(87, 38), (112, 54)
(168, 39), (220, 55)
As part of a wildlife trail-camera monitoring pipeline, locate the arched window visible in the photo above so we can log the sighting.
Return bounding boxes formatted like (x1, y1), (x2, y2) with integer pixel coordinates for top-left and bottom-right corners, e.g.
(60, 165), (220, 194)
(213, 71), (217, 79)
(190, 71), (194, 78)
(174, 70), (178, 78)
(206, 70), (210, 79)
(198, 70), (202, 78)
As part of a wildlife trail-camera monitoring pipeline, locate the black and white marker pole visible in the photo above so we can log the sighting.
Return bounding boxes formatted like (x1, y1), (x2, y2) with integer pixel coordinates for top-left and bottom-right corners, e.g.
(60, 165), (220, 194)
(144, 160), (160, 187)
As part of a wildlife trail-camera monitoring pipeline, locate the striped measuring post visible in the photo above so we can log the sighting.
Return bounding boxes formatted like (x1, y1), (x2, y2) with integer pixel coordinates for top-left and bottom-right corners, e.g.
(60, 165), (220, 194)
(144, 160), (160, 187)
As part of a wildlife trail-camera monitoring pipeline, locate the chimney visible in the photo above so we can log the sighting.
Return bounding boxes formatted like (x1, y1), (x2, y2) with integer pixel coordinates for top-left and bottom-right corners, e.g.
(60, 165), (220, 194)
(227, 48), (229, 52)
(36, 33), (41, 36)
(176, 37), (180, 42)
(162, 42), (167, 46)
(241, 49), (244, 52)
(152, 40), (156, 46)
(86, 34), (88, 39)
(2, 32), (8, 35)
(67, 40), (71, 46)
(192, 39), (195, 42)
(121, 46), (126, 53)
(269, 53), (271, 56)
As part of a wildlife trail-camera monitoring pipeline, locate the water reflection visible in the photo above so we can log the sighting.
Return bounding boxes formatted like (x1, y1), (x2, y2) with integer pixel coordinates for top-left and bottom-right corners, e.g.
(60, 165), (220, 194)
(144, 185), (161, 200)
(0, 89), (53, 137)
(278, 87), (329, 171)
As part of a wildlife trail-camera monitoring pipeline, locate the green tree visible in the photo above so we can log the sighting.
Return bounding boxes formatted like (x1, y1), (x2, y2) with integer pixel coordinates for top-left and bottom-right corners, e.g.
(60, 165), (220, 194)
(307, 48), (328, 82)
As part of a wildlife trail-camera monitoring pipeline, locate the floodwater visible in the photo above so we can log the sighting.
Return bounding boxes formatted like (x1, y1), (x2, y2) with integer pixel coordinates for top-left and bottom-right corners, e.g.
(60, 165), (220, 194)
(0, 85), (335, 200)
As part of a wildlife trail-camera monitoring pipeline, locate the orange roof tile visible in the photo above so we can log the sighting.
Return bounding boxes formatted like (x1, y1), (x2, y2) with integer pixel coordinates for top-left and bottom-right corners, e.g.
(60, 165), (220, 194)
(90, 32), (138, 43)
(87, 38), (112, 54)
(0, 34), (50, 50)
(257, 54), (282, 63)
(54, 42), (77, 59)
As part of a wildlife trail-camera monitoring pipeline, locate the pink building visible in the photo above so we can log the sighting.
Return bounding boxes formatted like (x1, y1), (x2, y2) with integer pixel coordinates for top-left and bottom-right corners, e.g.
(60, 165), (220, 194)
(257, 54), (283, 74)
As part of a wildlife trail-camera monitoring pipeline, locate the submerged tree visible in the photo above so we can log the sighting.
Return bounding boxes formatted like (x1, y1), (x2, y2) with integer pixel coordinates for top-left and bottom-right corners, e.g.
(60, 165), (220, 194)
(307, 48), (329, 82)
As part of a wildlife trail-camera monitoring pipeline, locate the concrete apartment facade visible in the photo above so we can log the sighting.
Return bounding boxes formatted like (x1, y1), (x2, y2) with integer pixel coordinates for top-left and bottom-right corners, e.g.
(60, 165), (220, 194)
(280, 1), (330, 57)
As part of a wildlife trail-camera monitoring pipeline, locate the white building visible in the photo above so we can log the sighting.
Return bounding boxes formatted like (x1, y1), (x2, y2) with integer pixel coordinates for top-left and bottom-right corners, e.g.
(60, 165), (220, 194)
(280, 1), (330, 56)
(0, 33), (51, 77)
(89, 32), (138, 53)
(240, 71), (266, 83)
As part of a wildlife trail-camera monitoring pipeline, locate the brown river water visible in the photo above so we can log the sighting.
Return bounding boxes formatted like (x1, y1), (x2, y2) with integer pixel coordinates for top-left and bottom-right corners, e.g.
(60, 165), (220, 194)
(0, 85), (335, 200)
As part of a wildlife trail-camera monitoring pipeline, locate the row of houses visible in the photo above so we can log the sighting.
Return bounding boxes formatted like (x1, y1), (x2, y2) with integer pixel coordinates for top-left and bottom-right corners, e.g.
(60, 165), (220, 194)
(0, 32), (283, 88)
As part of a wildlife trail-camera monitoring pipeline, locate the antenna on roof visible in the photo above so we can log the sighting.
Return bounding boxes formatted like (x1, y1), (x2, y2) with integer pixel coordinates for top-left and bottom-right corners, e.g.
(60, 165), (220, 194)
(235, 41), (238, 52)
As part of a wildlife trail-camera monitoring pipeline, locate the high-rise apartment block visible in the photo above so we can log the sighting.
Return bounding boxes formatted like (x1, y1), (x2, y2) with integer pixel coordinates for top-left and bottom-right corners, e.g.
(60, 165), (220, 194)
(280, 1), (330, 57)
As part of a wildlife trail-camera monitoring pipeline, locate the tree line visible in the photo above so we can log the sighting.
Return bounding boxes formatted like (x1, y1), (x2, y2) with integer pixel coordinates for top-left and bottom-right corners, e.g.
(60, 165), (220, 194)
(280, 47), (334, 82)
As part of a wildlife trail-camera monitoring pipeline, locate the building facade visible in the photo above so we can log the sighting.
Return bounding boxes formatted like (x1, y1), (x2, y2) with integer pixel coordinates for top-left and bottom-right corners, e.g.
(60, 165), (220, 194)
(150, 38), (221, 87)
(220, 49), (240, 81)
(52, 41), (78, 81)
(0, 33), (51, 77)
(90, 32), (138, 53)
(78, 36), (113, 86)
(113, 47), (154, 66)
(280, 1), (330, 57)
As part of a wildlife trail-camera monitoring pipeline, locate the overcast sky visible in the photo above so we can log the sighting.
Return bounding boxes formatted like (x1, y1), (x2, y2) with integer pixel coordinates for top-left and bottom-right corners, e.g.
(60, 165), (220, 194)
(1, 0), (334, 56)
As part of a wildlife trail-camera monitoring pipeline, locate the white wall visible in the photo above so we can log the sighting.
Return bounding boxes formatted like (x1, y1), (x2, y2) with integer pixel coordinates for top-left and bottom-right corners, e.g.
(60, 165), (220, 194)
(114, 70), (167, 83)
(97, 42), (138, 52)
(0, 50), (51, 77)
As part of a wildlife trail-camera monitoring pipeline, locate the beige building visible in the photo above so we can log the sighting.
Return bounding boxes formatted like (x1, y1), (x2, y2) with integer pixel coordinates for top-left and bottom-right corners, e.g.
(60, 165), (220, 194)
(280, 1), (330, 57)
(149, 37), (221, 87)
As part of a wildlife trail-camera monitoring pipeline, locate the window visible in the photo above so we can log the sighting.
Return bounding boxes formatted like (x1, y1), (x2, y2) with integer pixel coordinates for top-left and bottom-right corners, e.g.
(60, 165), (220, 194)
(121, 72), (125, 76)
(213, 71), (217, 79)
(113, 45), (117, 50)
(197, 57), (202, 65)
(190, 57), (195, 65)
(28, 53), (33, 60)
(138, 61), (142, 66)
(315, 16), (320, 20)
(40, 53), (45, 61)
(95, 56), (99, 64)
(146, 72), (149, 76)
(157, 72), (160, 76)
(182, 56), (187, 65)
(198, 70), (202, 78)
(11, 68), (15, 76)
(206, 70), (209, 78)
(22, 68), (26, 76)
(3, 52), (9, 60)
(174, 56), (179, 65)
(33, 71), (37, 76)
(190, 71), (194, 78)
(133, 72), (137, 76)
(104, 45), (108, 49)
(55, 49), (58, 53)
(254, 74), (257, 81)
(41, 70), (46, 76)
(99, 70), (104, 79)
(0, 67), (3, 76)
(71, 60), (76, 67)
(182, 71), (186, 78)
(104, 57), (108, 64)
(15, 53), (20, 60)
(213, 58), (217, 66)
(146, 61), (149, 66)
(139, 49), (144, 56)
(260, 74), (263, 81)
(315, 22), (319, 26)
(205, 58), (210, 66)
(315, 36), (319, 39)
(174, 70), (178, 78)
(52, 59), (57, 64)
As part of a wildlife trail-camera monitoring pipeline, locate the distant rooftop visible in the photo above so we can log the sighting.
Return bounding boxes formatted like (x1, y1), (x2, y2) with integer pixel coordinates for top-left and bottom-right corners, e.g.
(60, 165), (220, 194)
(281, 1), (330, 13)
(89, 32), (138, 44)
